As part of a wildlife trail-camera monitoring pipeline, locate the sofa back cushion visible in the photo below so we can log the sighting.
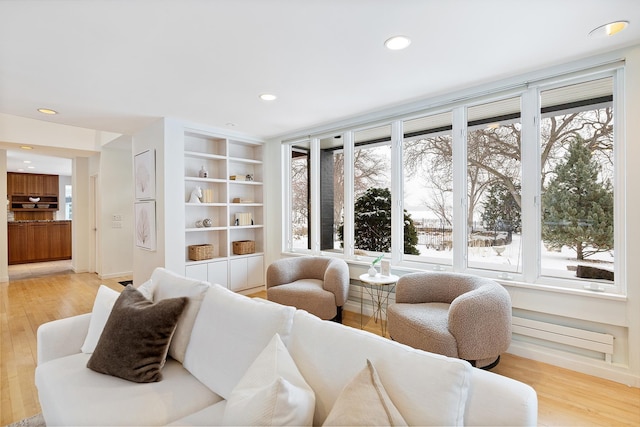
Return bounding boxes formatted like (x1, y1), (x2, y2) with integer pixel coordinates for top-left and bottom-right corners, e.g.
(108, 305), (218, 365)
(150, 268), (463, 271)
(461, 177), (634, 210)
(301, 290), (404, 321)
(184, 283), (296, 399)
(287, 310), (472, 426)
(138, 267), (211, 363)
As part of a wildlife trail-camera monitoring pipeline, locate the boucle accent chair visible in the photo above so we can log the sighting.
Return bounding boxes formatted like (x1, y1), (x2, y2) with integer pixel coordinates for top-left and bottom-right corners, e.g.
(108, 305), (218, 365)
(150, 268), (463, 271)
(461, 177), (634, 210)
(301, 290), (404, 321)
(266, 256), (350, 322)
(387, 271), (512, 369)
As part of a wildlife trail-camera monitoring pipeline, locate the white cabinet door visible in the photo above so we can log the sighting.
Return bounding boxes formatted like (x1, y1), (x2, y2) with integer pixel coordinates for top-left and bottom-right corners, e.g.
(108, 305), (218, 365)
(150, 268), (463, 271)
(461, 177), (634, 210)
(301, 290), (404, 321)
(207, 260), (228, 287)
(247, 255), (264, 288)
(229, 258), (247, 292)
(229, 255), (264, 292)
(185, 264), (208, 282)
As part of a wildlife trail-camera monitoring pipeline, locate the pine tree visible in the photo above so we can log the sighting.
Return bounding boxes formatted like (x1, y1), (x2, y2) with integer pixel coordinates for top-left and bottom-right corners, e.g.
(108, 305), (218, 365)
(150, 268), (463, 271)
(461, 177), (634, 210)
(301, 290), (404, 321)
(481, 182), (521, 239)
(338, 187), (419, 255)
(542, 137), (613, 260)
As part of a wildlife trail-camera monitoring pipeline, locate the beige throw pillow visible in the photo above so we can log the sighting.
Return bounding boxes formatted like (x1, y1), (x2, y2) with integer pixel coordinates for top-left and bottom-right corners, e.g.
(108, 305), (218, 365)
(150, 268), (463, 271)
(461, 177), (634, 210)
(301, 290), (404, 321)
(323, 359), (407, 426)
(86, 285), (187, 383)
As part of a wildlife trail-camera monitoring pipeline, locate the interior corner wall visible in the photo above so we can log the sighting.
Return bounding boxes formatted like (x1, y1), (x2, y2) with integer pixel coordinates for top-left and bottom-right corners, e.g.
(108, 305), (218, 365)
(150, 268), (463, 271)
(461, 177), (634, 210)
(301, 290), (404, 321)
(71, 157), (90, 273)
(0, 149), (8, 283)
(56, 175), (71, 220)
(264, 138), (283, 268)
(621, 45), (640, 384)
(99, 140), (134, 278)
(132, 119), (168, 285)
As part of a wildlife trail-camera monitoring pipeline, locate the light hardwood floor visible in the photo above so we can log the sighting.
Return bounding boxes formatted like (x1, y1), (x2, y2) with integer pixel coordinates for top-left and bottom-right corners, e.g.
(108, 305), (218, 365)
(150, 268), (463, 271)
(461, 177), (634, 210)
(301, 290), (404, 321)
(2, 269), (639, 426)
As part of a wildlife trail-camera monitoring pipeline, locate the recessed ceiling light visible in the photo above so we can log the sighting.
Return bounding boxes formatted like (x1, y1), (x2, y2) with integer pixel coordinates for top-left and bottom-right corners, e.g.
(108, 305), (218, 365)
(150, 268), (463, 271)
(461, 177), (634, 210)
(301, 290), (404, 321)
(259, 94), (277, 101)
(20, 146), (33, 150)
(37, 108), (58, 115)
(589, 21), (629, 37)
(27, 166), (35, 169)
(384, 35), (411, 50)
(23, 160), (32, 164)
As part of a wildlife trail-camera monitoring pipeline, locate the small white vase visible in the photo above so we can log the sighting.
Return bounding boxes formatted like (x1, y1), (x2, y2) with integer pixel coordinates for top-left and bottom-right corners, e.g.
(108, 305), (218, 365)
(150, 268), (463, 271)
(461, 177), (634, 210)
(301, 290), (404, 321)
(368, 266), (378, 277)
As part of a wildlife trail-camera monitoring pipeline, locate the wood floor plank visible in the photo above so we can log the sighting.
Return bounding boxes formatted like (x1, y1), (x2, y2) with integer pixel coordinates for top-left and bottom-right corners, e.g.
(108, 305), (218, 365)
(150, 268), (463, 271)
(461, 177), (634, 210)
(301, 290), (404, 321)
(2, 269), (639, 426)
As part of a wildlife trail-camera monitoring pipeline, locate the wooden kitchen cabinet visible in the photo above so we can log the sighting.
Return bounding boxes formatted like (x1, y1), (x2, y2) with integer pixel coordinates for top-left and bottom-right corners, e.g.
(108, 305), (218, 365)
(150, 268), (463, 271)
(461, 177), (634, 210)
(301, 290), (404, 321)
(8, 223), (29, 264)
(43, 175), (59, 196)
(7, 172), (28, 195)
(48, 221), (72, 259)
(8, 221), (72, 264)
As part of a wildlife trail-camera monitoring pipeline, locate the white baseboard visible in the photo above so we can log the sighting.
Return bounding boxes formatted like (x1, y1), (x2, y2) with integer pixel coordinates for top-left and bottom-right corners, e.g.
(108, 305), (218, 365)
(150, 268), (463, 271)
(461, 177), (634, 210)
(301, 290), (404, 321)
(98, 271), (133, 279)
(508, 341), (640, 387)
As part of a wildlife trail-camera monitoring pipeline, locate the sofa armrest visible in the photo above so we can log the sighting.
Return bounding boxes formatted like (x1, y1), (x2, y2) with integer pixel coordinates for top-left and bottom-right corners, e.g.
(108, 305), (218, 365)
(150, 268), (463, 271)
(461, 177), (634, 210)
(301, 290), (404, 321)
(465, 368), (538, 426)
(37, 313), (91, 365)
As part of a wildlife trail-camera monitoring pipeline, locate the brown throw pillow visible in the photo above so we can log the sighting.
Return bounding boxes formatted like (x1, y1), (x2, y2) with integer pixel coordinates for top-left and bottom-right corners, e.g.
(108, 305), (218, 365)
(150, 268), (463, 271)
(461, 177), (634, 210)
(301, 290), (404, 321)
(87, 285), (187, 383)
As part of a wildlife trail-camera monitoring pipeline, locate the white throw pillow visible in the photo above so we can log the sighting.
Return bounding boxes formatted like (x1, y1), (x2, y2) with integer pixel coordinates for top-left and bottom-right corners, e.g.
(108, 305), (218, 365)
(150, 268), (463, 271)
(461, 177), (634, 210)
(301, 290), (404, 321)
(184, 283), (296, 399)
(222, 334), (315, 426)
(141, 268), (210, 363)
(80, 285), (120, 354)
(323, 359), (407, 426)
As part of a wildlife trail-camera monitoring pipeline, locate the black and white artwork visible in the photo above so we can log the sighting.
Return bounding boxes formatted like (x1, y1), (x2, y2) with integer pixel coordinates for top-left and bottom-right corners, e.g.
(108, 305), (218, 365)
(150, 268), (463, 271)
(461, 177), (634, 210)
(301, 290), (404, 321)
(135, 201), (156, 251)
(134, 149), (155, 200)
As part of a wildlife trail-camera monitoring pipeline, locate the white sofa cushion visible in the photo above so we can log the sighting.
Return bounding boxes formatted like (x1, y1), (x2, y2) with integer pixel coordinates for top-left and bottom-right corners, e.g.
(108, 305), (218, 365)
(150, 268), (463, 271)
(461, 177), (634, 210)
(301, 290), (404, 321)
(323, 359), (407, 426)
(35, 353), (222, 426)
(287, 310), (472, 426)
(222, 334), (315, 426)
(184, 283), (296, 399)
(80, 285), (120, 354)
(168, 402), (228, 426)
(138, 267), (210, 363)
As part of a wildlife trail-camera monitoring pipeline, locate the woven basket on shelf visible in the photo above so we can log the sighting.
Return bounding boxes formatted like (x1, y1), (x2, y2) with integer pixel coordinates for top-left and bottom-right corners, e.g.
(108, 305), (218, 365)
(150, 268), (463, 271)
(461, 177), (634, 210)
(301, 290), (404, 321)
(188, 244), (214, 261)
(232, 240), (255, 255)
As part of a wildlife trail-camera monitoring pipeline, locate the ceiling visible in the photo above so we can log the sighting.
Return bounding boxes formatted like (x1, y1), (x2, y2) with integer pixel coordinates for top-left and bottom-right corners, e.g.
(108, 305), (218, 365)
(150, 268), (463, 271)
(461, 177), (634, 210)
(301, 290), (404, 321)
(1, 0), (640, 175)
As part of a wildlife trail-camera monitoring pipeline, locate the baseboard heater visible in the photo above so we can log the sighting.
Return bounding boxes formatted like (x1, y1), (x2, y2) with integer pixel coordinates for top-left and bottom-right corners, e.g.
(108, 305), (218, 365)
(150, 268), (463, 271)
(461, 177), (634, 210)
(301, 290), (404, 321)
(512, 317), (614, 363)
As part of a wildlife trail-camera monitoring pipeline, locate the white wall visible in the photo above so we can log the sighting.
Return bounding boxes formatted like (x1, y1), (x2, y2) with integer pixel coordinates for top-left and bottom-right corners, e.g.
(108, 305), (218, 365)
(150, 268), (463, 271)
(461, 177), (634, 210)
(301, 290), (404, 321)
(0, 113), (120, 151)
(98, 138), (134, 278)
(131, 119), (167, 284)
(56, 175), (71, 220)
(71, 157), (91, 273)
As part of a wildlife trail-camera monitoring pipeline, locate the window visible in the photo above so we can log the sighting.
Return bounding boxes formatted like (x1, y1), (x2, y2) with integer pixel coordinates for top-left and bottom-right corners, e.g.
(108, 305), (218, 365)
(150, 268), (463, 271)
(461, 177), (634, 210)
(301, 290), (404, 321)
(539, 77), (614, 283)
(351, 125), (391, 257)
(318, 136), (344, 253)
(289, 141), (310, 252)
(466, 98), (522, 273)
(283, 68), (623, 294)
(402, 112), (454, 264)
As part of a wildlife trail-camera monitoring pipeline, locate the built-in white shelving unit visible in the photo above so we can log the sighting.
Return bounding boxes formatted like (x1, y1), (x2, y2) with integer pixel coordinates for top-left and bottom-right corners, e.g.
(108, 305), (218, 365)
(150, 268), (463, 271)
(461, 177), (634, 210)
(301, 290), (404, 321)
(183, 128), (264, 293)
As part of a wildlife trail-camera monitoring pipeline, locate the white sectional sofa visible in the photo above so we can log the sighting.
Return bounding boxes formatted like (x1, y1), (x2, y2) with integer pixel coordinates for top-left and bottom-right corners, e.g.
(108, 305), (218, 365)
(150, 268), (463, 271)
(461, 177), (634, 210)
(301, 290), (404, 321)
(36, 268), (537, 426)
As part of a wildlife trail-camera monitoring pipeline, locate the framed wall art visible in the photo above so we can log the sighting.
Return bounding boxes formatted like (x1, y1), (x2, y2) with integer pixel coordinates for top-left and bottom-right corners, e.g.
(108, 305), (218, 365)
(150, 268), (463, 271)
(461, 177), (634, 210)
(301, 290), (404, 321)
(134, 149), (155, 200)
(135, 201), (156, 251)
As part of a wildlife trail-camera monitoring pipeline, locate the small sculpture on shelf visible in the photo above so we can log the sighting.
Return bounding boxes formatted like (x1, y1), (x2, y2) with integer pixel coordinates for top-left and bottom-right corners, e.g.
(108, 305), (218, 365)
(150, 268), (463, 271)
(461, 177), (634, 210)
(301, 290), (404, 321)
(199, 165), (209, 178)
(245, 174), (254, 181)
(188, 187), (202, 203)
(203, 218), (212, 227)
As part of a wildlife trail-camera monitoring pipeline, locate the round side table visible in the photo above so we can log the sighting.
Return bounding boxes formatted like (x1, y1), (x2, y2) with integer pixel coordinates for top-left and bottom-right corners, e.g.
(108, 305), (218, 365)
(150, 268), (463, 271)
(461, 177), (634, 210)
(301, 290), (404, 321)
(358, 273), (399, 337)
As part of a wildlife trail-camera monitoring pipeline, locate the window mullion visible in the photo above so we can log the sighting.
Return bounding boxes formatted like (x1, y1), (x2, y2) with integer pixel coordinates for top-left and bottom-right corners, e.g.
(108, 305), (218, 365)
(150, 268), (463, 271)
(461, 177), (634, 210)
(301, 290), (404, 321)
(343, 131), (355, 259)
(452, 106), (467, 271)
(391, 120), (403, 265)
(521, 87), (541, 283)
(309, 137), (321, 254)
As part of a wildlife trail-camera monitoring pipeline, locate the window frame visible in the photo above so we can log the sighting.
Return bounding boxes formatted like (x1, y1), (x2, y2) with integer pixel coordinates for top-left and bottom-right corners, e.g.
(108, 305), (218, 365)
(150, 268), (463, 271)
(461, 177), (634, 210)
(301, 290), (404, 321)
(282, 65), (625, 296)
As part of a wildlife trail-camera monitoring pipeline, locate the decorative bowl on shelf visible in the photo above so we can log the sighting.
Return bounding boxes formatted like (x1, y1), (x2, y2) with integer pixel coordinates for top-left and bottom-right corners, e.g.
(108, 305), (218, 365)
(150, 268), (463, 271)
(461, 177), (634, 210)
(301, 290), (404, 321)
(22, 203), (36, 208)
(37, 203), (50, 209)
(29, 197), (40, 202)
